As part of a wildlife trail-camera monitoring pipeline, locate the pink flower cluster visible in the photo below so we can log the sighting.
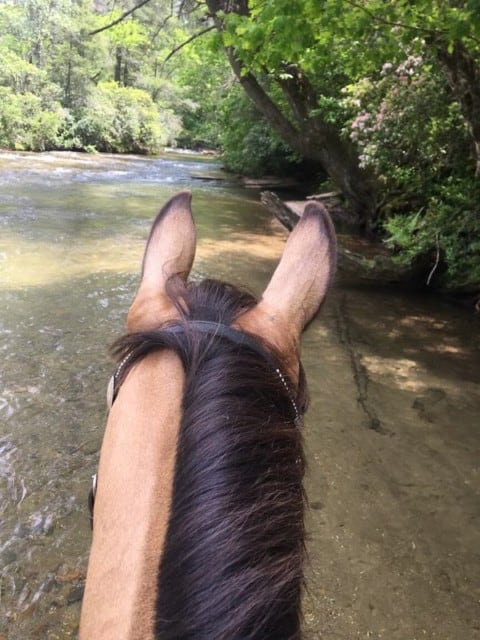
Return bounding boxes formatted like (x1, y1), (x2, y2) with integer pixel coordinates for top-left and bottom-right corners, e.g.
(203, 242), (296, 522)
(350, 112), (373, 141)
(350, 55), (424, 145)
(381, 56), (423, 80)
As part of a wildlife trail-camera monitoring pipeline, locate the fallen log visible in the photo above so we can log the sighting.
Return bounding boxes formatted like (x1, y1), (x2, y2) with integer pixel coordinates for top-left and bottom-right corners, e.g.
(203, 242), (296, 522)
(260, 191), (480, 305)
(241, 176), (300, 189)
(260, 191), (299, 231)
(306, 191), (341, 200)
(190, 171), (233, 182)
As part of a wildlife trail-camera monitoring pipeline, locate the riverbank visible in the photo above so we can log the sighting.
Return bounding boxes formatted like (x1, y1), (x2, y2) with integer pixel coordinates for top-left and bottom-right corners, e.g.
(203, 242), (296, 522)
(260, 190), (480, 311)
(165, 158), (480, 310)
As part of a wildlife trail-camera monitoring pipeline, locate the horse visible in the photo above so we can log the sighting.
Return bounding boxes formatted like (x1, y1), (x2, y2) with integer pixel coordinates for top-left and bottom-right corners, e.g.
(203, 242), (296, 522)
(79, 191), (336, 640)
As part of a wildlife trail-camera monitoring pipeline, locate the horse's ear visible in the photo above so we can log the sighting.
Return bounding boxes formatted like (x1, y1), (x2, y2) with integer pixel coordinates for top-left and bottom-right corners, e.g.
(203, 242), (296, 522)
(127, 191), (196, 331)
(261, 202), (336, 333)
(238, 203), (336, 373)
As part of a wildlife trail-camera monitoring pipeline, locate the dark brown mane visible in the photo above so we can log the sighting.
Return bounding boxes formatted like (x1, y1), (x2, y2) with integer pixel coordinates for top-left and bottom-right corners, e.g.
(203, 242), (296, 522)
(113, 278), (309, 640)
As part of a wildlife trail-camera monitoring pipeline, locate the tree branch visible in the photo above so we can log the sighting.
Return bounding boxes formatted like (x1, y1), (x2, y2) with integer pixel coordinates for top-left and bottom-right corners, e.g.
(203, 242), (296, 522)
(344, 0), (480, 45)
(427, 233), (441, 286)
(163, 24), (216, 63)
(343, 0), (442, 37)
(88, 0), (153, 36)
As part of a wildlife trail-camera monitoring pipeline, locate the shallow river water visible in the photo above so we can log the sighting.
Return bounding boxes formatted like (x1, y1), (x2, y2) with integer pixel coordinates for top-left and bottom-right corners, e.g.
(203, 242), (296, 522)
(0, 151), (478, 639)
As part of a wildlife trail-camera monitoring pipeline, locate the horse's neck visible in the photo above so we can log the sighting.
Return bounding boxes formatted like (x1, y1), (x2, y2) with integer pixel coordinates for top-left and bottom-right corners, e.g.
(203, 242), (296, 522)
(80, 351), (183, 640)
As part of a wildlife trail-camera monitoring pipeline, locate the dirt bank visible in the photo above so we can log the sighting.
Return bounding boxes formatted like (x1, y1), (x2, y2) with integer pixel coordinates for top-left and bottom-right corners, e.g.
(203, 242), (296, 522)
(302, 279), (480, 639)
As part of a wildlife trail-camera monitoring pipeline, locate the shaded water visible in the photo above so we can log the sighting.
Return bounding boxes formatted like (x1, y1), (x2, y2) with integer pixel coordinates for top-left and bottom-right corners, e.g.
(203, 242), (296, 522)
(0, 152), (478, 639)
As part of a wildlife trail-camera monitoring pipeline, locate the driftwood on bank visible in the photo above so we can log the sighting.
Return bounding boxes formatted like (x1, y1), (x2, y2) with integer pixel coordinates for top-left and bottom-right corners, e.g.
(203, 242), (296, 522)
(190, 173), (300, 190)
(241, 176), (300, 189)
(306, 191), (341, 200)
(190, 170), (233, 182)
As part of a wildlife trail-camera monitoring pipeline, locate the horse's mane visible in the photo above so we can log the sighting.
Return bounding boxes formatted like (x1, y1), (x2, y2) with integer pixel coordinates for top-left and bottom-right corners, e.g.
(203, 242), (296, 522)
(113, 278), (309, 640)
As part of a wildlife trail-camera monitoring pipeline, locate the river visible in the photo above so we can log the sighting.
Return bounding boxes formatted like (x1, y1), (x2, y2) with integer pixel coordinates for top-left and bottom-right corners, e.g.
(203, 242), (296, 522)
(0, 151), (478, 639)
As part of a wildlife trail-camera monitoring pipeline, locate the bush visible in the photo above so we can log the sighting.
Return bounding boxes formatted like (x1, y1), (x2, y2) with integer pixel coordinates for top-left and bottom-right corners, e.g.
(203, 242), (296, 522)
(344, 55), (471, 206)
(343, 53), (479, 289)
(219, 86), (300, 176)
(73, 82), (180, 154)
(0, 86), (65, 150)
(384, 178), (480, 290)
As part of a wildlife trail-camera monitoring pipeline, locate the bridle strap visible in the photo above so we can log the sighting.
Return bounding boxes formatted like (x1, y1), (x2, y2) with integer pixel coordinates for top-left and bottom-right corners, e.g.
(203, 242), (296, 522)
(107, 321), (302, 426)
(169, 321), (283, 370)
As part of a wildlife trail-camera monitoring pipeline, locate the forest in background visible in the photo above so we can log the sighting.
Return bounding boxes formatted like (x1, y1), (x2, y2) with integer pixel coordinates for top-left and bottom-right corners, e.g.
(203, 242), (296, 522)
(0, 0), (479, 297)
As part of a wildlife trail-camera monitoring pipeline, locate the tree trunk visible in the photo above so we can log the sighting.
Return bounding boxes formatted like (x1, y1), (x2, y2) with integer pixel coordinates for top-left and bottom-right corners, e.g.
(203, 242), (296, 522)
(435, 41), (480, 177)
(64, 41), (73, 108)
(115, 47), (123, 84)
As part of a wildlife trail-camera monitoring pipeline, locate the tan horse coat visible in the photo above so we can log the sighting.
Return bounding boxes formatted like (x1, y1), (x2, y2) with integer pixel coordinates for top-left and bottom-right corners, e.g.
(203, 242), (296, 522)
(79, 192), (336, 639)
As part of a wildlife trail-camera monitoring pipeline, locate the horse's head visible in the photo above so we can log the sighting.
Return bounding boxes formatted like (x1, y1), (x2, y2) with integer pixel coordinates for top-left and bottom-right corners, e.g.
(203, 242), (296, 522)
(127, 190), (336, 384)
(80, 192), (336, 640)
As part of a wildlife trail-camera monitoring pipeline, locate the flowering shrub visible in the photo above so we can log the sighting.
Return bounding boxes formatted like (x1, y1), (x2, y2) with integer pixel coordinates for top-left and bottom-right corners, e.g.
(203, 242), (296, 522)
(344, 54), (467, 180)
(342, 53), (478, 289)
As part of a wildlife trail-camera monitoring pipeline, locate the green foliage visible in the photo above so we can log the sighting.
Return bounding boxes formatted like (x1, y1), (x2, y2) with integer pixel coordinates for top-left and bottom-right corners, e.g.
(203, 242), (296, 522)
(341, 50), (479, 287)
(73, 82), (180, 154)
(0, 0), (190, 153)
(216, 0), (479, 290)
(0, 48), (51, 94)
(219, 87), (300, 176)
(385, 178), (480, 289)
(343, 54), (471, 205)
(0, 86), (65, 151)
(166, 30), (233, 149)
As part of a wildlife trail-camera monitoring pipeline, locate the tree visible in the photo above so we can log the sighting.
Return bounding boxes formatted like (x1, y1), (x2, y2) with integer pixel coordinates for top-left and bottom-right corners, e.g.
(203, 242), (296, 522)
(0, 0), (187, 152)
(203, 0), (378, 226)
(200, 0), (480, 226)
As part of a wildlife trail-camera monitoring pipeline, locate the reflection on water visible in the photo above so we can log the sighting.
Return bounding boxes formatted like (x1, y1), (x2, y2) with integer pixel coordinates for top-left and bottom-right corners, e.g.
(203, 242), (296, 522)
(0, 152), (479, 639)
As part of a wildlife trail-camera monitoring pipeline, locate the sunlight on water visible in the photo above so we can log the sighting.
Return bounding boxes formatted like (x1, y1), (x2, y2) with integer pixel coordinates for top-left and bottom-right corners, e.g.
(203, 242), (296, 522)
(0, 234), (144, 288)
(200, 229), (287, 262)
(0, 229), (288, 289)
